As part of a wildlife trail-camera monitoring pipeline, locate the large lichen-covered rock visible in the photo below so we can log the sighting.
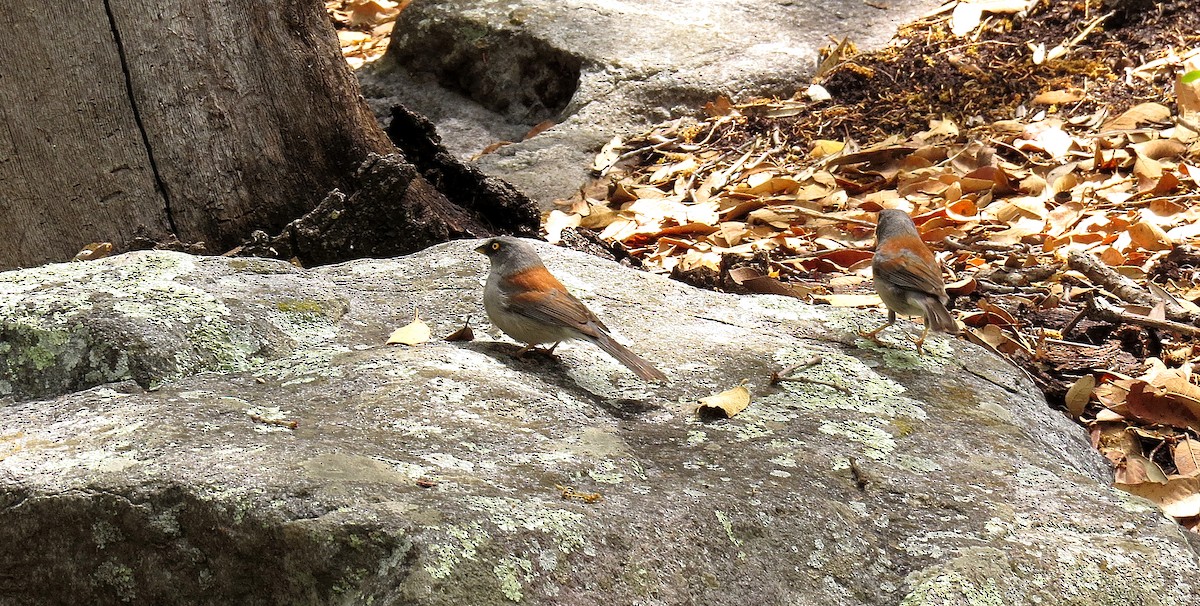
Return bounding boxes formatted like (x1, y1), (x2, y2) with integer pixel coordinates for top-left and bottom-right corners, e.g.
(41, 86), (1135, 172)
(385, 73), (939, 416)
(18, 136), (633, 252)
(2, 241), (1198, 605)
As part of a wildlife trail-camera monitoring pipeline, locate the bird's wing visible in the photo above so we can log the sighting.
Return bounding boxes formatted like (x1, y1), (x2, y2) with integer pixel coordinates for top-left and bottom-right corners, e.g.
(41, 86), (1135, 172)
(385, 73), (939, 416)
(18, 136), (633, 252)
(507, 287), (605, 337)
(874, 248), (946, 297)
(501, 266), (608, 336)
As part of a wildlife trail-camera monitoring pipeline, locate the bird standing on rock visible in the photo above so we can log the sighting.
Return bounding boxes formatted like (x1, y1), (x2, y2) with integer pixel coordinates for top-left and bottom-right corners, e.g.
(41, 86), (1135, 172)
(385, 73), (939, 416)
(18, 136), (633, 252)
(860, 209), (959, 353)
(476, 236), (667, 381)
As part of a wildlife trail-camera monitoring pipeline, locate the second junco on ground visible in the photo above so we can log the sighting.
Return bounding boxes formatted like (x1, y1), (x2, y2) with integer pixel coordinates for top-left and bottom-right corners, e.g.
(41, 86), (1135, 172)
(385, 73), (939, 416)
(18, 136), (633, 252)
(476, 236), (667, 381)
(861, 209), (959, 353)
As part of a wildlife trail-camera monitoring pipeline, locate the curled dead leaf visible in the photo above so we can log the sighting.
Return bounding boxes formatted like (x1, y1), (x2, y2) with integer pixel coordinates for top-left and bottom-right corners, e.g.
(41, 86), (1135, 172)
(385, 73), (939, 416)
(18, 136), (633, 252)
(697, 384), (751, 420)
(1133, 139), (1187, 160)
(444, 319), (474, 342)
(74, 242), (114, 261)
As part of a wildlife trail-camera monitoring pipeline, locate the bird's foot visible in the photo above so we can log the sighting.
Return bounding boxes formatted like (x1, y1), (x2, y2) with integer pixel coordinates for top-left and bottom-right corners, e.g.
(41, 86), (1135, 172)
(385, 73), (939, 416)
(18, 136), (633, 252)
(911, 325), (931, 355)
(513, 342), (560, 359)
(857, 324), (891, 346)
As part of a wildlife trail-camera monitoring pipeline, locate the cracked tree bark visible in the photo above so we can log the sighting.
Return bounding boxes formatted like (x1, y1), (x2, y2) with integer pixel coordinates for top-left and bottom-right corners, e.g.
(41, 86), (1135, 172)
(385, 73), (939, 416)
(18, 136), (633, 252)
(0, 0), (393, 270)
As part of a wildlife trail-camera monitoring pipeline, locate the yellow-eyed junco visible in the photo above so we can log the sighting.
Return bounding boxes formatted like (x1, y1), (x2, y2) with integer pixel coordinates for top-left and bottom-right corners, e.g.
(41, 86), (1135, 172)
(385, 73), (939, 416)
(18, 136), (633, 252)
(476, 237), (667, 381)
(860, 209), (959, 353)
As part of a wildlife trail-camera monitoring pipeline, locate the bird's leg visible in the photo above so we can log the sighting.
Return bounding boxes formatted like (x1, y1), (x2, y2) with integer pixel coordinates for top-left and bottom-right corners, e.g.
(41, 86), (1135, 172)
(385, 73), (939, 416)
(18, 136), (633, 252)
(859, 311), (897, 344)
(912, 323), (931, 355)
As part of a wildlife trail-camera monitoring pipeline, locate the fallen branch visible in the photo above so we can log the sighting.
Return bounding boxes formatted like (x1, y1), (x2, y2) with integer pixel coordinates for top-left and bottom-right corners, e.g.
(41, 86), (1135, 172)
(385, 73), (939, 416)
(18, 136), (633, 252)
(1067, 250), (1195, 324)
(1087, 295), (1200, 338)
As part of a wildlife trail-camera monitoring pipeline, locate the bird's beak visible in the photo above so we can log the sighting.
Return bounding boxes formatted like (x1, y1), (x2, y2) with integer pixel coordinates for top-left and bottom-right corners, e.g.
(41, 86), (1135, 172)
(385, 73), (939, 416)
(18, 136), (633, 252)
(474, 243), (489, 254)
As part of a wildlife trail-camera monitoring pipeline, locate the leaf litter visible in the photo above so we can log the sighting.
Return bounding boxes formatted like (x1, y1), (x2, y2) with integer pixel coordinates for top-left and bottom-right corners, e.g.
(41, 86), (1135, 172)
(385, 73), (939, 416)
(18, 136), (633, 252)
(547, 0), (1200, 530)
(326, 0), (408, 69)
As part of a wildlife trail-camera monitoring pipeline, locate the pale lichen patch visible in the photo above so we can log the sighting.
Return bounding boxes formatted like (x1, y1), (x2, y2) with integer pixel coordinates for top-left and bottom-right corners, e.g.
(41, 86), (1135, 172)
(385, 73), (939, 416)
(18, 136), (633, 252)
(587, 460), (625, 484)
(773, 347), (927, 420)
(818, 420), (896, 460)
(463, 496), (590, 555)
(900, 570), (1005, 606)
(493, 556), (534, 602)
(424, 522), (489, 580)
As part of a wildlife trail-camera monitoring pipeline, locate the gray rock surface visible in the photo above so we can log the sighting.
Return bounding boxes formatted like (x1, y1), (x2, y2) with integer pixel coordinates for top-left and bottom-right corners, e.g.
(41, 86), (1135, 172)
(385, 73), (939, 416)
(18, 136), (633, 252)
(361, 0), (947, 209)
(3, 241), (1199, 605)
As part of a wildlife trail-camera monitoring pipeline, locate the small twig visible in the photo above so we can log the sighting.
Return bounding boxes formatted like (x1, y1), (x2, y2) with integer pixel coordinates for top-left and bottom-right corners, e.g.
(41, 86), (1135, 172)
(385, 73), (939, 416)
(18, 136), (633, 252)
(770, 356), (850, 392)
(1062, 11), (1114, 52)
(943, 236), (1024, 255)
(1042, 337), (1106, 349)
(930, 40), (1022, 57)
(778, 204), (877, 227)
(1061, 305), (1089, 338)
(974, 280), (1021, 295)
(615, 137), (680, 163)
(771, 355), (822, 383)
(248, 413), (299, 430)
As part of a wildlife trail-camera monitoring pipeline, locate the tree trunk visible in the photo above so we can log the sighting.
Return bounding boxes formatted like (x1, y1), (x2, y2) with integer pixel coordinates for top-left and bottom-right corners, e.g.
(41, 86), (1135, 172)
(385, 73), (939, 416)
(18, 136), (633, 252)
(0, 0), (392, 270)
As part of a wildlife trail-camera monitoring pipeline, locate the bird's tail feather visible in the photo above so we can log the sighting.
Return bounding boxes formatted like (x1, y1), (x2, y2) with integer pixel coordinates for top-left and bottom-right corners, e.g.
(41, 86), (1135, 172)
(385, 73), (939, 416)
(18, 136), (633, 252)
(591, 331), (668, 382)
(923, 298), (960, 334)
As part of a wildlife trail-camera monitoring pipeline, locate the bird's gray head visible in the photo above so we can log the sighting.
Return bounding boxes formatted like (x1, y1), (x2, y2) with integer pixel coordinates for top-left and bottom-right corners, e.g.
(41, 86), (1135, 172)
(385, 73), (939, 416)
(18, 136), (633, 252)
(874, 209), (920, 242)
(475, 236), (546, 271)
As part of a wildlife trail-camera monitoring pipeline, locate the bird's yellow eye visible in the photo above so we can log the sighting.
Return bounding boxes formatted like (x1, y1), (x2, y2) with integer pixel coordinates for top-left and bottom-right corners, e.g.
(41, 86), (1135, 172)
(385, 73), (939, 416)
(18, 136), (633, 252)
(491, 242), (501, 251)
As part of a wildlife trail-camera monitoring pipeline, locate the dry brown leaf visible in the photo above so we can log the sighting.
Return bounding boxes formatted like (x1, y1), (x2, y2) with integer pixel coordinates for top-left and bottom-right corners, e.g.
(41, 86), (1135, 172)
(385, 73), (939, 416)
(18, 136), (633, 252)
(728, 267), (814, 298)
(704, 96), (735, 117)
(696, 384), (751, 419)
(1175, 439), (1200, 477)
(444, 319), (475, 342)
(1127, 221), (1173, 251)
(967, 324), (1030, 355)
(1118, 451), (1169, 485)
(74, 242), (114, 261)
(387, 310), (431, 346)
(523, 120), (557, 140)
(346, 0), (401, 26)
(945, 276), (977, 297)
(544, 210), (581, 244)
(1178, 59), (1200, 122)
(1124, 380), (1200, 434)
(1065, 374), (1096, 419)
(592, 137), (624, 174)
(1119, 476), (1200, 518)
(1032, 89), (1085, 105)
(1101, 102), (1171, 132)
(811, 140), (846, 158)
(1133, 139), (1187, 160)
